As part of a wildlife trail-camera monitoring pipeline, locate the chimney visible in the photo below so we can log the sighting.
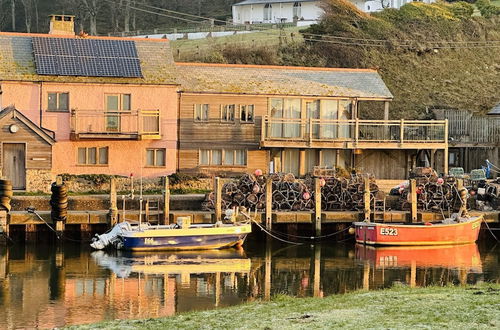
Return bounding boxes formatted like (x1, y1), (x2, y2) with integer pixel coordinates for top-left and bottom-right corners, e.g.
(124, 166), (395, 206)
(49, 15), (75, 35)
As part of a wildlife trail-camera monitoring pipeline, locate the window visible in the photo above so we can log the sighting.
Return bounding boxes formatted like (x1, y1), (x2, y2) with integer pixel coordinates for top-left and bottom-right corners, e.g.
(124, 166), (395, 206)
(77, 147), (108, 165)
(293, 2), (301, 19)
(146, 148), (166, 167)
(221, 104), (235, 122)
(106, 94), (131, 111)
(264, 3), (272, 21)
(240, 105), (254, 123)
(199, 149), (247, 166)
(48, 92), (69, 111)
(194, 104), (209, 121)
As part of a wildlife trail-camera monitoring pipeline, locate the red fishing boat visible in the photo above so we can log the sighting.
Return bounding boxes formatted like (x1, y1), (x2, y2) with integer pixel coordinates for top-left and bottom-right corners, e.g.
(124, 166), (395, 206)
(354, 215), (483, 246)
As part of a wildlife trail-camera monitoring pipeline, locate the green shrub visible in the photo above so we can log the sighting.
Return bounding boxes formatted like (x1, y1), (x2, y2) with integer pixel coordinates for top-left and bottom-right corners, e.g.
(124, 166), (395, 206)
(449, 1), (475, 18)
(398, 2), (459, 22)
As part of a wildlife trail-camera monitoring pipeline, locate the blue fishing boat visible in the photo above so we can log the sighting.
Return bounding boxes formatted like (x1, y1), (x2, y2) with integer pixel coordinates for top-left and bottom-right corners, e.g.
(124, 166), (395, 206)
(91, 215), (252, 251)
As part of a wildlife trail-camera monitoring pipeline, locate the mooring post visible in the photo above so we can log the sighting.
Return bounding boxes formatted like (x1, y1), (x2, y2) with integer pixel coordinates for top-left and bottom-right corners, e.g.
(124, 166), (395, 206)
(313, 244), (321, 297)
(162, 176), (170, 225)
(214, 177), (222, 222)
(314, 178), (322, 236)
(0, 178), (12, 245)
(410, 179), (417, 223)
(364, 178), (371, 222)
(109, 177), (118, 226)
(265, 177), (272, 230)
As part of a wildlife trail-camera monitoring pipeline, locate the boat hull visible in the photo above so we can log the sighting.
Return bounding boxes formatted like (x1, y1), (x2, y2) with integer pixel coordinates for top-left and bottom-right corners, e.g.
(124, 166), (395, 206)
(354, 216), (482, 246)
(120, 224), (251, 251)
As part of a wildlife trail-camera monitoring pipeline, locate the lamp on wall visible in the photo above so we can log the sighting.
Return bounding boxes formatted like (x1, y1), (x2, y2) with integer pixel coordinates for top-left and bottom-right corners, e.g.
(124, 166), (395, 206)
(9, 124), (19, 133)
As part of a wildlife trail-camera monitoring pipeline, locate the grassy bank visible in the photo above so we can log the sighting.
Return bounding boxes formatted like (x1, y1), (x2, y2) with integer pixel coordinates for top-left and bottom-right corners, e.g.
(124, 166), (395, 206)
(70, 284), (500, 329)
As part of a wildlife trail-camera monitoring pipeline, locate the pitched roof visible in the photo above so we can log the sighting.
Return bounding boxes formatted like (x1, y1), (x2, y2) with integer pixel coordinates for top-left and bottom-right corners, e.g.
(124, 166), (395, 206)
(175, 63), (393, 99)
(487, 102), (500, 115)
(0, 32), (177, 85)
(234, 0), (317, 6)
(0, 106), (55, 145)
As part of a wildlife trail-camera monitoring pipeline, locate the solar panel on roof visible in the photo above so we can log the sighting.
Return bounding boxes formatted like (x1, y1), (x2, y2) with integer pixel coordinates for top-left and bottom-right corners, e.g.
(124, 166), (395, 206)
(32, 37), (142, 78)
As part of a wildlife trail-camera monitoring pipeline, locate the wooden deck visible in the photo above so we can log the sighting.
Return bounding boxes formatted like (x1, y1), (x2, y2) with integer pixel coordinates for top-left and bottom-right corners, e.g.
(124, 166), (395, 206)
(261, 116), (448, 150)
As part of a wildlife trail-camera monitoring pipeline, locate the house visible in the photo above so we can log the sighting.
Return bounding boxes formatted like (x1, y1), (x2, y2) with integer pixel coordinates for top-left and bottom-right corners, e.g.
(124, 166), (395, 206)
(0, 15), (178, 191)
(175, 62), (448, 179)
(231, 0), (437, 23)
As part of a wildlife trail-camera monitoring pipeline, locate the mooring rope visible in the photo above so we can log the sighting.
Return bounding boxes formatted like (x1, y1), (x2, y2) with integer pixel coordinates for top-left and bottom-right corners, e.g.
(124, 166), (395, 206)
(251, 219), (303, 245)
(265, 224), (354, 241)
(482, 218), (500, 242)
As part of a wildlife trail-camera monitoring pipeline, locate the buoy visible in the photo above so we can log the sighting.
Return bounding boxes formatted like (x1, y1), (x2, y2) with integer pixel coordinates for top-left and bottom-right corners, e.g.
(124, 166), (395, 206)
(437, 178), (444, 185)
(319, 178), (326, 187)
(348, 227), (356, 235)
(303, 191), (311, 200)
(254, 169), (263, 176)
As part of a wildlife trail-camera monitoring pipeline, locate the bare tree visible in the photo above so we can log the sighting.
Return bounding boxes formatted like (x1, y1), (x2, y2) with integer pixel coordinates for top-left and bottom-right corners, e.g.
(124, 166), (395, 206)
(20, 0), (34, 32)
(124, 0), (131, 32)
(81, 0), (104, 35)
(10, 0), (15, 31)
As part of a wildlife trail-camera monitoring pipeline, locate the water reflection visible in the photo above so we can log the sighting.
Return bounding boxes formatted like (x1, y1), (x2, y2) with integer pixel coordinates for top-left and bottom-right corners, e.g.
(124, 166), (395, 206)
(0, 240), (497, 328)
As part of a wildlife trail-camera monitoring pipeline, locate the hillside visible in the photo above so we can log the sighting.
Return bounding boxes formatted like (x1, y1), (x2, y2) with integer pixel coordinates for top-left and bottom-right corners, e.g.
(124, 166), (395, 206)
(187, 0), (500, 119)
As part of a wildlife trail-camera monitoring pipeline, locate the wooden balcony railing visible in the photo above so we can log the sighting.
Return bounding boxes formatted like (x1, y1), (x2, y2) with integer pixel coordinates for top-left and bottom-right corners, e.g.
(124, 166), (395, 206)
(70, 109), (161, 140)
(261, 116), (448, 149)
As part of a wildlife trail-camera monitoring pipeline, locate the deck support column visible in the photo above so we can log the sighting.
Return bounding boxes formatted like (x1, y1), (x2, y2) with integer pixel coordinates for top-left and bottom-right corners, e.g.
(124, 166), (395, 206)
(314, 178), (321, 236)
(299, 149), (306, 177)
(162, 176), (170, 225)
(384, 101), (390, 121)
(25, 224), (37, 241)
(444, 119), (449, 175)
(313, 244), (321, 297)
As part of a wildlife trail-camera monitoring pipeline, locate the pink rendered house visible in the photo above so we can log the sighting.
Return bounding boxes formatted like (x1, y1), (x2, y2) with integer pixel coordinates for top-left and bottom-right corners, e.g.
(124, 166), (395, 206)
(0, 15), (178, 191)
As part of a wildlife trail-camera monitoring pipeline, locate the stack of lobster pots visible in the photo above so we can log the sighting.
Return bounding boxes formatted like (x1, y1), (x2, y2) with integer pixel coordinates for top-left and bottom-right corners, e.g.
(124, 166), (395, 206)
(202, 173), (380, 212)
(399, 167), (460, 212)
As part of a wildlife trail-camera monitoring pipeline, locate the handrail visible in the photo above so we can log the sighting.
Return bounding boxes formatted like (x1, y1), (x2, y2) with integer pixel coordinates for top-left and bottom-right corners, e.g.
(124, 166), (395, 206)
(262, 116), (447, 144)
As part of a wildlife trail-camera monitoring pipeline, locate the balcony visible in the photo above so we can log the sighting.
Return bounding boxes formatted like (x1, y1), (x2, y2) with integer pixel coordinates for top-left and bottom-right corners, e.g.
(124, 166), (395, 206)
(261, 116), (448, 149)
(70, 109), (161, 140)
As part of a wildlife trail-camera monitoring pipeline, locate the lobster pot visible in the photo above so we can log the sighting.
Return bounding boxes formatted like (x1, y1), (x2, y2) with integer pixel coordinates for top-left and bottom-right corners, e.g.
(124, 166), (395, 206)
(0, 179), (13, 213)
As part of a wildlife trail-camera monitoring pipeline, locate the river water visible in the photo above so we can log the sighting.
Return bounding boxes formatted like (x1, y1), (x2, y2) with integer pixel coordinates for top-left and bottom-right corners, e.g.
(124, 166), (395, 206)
(0, 237), (498, 328)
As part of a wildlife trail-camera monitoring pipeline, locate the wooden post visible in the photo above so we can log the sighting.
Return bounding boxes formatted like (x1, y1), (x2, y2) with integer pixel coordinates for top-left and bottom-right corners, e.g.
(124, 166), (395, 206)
(355, 118), (359, 145)
(363, 261), (370, 290)
(410, 260), (416, 288)
(265, 177), (272, 230)
(214, 177), (222, 222)
(400, 119), (405, 144)
(410, 179), (417, 223)
(444, 119), (449, 175)
(364, 178), (371, 222)
(384, 101), (390, 121)
(109, 178), (118, 226)
(162, 176), (170, 225)
(299, 149), (306, 177)
(145, 200), (150, 222)
(264, 243), (272, 301)
(314, 178), (321, 236)
(457, 178), (464, 190)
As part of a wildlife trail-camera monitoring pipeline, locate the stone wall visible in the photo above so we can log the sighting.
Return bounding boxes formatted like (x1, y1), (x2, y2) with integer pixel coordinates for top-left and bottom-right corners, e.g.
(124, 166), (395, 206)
(26, 169), (54, 193)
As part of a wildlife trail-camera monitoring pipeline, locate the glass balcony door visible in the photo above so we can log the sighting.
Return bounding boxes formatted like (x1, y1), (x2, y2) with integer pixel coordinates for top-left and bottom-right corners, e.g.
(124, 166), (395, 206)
(105, 94), (131, 132)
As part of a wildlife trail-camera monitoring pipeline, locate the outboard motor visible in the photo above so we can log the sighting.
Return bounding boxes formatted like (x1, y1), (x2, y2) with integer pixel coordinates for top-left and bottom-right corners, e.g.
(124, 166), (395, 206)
(90, 222), (133, 250)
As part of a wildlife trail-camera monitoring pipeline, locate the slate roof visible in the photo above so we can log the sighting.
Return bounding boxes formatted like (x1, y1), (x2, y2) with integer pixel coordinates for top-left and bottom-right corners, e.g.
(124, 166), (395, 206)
(487, 102), (500, 115)
(0, 32), (177, 85)
(175, 63), (393, 99)
(234, 0), (317, 6)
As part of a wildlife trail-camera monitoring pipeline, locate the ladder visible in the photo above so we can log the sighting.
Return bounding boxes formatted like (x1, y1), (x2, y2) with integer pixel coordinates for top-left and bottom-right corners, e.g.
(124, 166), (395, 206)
(145, 198), (161, 224)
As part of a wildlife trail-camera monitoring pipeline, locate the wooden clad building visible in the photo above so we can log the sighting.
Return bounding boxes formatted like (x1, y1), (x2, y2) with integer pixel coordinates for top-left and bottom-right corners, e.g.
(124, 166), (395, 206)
(0, 107), (55, 190)
(176, 63), (449, 179)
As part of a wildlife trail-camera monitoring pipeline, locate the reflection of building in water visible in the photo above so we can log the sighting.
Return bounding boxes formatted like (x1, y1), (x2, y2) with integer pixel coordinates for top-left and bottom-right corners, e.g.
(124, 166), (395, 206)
(0, 243), (496, 329)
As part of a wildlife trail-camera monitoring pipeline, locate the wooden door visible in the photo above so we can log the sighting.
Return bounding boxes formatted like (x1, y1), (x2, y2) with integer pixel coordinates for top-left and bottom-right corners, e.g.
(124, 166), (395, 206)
(3, 143), (26, 190)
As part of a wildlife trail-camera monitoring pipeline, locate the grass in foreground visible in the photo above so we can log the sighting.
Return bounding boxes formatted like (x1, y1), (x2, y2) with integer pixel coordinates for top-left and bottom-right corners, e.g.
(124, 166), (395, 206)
(69, 284), (500, 329)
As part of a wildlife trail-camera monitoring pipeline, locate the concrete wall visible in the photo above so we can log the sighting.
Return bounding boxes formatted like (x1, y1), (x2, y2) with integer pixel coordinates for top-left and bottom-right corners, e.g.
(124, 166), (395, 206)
(1, 81), (178, 178)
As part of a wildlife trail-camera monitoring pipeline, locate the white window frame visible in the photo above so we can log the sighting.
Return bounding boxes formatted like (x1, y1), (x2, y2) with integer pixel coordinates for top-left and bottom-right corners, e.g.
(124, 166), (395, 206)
(240, 104), (255, 123)
(47, 92), (69, 111)
(145, 148), (166, 167)
(199, 149), (247, 166)
(194, 104), (209, 122)
(77, 146), (108, 165)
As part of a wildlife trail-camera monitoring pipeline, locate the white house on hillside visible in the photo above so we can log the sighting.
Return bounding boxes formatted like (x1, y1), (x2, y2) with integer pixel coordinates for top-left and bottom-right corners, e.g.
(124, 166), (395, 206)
(232, 0), (437, 24)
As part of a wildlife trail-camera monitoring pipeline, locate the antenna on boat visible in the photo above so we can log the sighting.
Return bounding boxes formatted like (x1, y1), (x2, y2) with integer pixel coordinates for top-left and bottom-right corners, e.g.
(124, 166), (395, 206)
(139, 172), (143, 226)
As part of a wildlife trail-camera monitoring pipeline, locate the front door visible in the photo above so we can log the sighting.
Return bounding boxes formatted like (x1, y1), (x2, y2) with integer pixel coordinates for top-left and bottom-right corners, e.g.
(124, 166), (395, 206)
(3, 143), (26, 190)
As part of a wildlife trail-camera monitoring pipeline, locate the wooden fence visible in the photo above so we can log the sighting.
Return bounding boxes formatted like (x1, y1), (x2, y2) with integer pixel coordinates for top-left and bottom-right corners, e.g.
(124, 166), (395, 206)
(440, 109), (500, 144)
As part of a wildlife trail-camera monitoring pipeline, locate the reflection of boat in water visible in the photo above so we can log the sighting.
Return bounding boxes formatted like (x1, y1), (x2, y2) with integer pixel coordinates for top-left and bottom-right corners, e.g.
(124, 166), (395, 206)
(92, 249), (252, 278)
(354, 215), (482, 246)
(355, 243), (482, 272)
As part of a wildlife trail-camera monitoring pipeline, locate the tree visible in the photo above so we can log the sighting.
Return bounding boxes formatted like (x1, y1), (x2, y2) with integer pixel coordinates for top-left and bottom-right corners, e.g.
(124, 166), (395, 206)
(81, 0), (104, 35)
(20, 0), (35, 32)
(10, 0), (15, 31)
